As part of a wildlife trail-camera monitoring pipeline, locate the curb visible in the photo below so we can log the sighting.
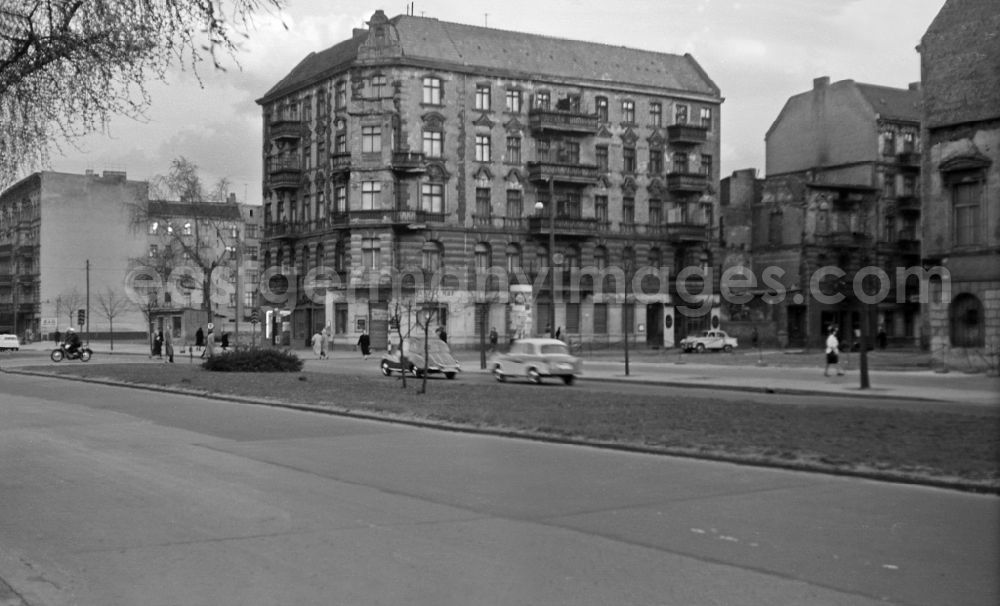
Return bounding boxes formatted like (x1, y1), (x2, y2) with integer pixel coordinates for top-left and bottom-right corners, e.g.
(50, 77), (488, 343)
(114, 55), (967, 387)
(3, 366), (996, 495)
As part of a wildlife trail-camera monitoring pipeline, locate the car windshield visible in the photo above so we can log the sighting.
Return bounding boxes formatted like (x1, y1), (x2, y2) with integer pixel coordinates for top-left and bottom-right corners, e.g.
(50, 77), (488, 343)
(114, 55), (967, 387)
(540, 343), (569, 355)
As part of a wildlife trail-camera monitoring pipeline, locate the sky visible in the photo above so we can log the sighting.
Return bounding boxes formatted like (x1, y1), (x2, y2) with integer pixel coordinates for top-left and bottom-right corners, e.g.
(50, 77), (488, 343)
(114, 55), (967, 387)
(44, 0), (946, 205)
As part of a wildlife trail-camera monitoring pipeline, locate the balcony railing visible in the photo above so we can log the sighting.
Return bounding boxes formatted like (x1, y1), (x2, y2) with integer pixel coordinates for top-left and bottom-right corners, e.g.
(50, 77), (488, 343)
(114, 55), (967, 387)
(269, 119), (305, 142)
(666, 172), (709, 192)
(526, 161), (599, 184)
(528, 108), (599, 134)
(819, 231), (873, 249)
(664, 222), (709, 243)
(666, 123), (709, 145)
(330, 152), (352, 173)
(896, 150), (919, 167)
(266, 157), (301, 190)
(528, 215), (600, 238)
(391, 151), (427, 173)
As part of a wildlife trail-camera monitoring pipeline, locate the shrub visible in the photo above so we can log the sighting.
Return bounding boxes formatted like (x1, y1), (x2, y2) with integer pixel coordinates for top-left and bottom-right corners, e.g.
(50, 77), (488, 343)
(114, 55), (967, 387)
(202, 347), (303, 372)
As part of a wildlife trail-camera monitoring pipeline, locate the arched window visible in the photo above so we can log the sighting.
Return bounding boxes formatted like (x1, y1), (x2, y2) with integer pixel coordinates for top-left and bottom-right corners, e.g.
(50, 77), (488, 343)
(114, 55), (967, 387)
(505, 243), (521, 272)
(564, 244), (580, 269)
(593, 246), (608, 270)
(648, 247), (662, 268)
(334, 240), (347, 272)
(950, 293), (984, 347)
(475, 242), (492, 270)
(422, 240), (443, 271)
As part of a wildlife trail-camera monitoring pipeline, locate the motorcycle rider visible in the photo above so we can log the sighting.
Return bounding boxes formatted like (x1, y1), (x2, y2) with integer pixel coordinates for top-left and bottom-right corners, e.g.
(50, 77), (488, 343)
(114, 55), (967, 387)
(64, 327), (82, 357)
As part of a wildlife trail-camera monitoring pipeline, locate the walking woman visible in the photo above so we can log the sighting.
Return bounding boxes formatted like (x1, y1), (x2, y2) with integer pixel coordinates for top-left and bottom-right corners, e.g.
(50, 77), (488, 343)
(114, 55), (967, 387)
(825, 327), (845, 376)
(356, 330), (371, 360)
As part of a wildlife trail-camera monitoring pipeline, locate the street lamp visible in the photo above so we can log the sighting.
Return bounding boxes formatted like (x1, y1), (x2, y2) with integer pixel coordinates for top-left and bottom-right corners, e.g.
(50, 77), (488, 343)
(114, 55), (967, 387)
(534, 177), (556, 337)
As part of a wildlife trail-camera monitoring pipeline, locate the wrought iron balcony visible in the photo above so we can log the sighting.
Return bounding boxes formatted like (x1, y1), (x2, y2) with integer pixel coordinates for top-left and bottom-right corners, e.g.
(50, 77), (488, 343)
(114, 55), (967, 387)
(269, 119), (305, 142)
(528, 108), (599, 134)
(391, 151), (427, 173)
(666, 172), (708, 192)
(526, 161), (599, 184)
(528, 215), (600, 238)
(667, 124), (709, 145)
(331, 152), (352, 173)
(266, 157), (301, 190)
(664, 222), (709, 243)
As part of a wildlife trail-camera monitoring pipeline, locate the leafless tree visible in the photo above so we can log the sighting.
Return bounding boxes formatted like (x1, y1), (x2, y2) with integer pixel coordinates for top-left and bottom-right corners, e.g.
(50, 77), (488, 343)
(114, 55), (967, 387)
(54, 289), (84, 329)
(95, 287), (134, 351)
(0, 0), (285, 186)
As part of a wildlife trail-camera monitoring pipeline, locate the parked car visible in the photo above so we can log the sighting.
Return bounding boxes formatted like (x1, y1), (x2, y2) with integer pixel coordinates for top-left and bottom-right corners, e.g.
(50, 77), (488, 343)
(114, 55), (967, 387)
(380, 336), (461, 379)
(488, 338), (582, 385)
(679, 329), (738, 353)
(0, 334), (20, 351)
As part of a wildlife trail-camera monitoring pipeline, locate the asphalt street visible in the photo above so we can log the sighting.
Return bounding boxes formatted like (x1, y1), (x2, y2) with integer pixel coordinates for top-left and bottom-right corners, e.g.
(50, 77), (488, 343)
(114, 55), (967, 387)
(1, 372), (997, 606)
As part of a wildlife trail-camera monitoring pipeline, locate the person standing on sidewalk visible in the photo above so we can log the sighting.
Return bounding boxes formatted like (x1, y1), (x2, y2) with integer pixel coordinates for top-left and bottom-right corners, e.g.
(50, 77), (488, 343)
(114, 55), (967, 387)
(164, 330), (174, 363)
(356, 330), (371, 360)
(825, 327), (845, 376)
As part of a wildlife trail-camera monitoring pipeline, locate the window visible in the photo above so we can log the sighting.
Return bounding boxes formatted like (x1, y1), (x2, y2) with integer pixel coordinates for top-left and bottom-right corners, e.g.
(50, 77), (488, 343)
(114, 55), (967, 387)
(361, 181), (381, 210)
(560, 141), (580, 164)
(594, 246), (608, 270)
(700, 107), (712, 128)
(700, 154), (713, 177)
(559, 192), (582, 219)
(953, 180), (982, 247)
(672, 152), (689, 174)
(506, 136), (521, 164)
(596, 145), (609, 172)
(650, 102), (662, 127)
(884, 172), (896, 197)
(649, 198), (662, 225)
(362, 238), (380, 270)
(335, 81), (347, 109)
(902, 132), (916, 153)
(883, 131), (896, 156)
(951, 293), (984, 347)
(475, 242), (492, 269)
(902, 175), (916, 196)
(593, 303), (608, 334)
(649, 149), (663, 174)
(648, 247), (662, 268)
(622, 100), (635, 124)
(148, 244), (158, 257)
(475, 84), (491, 111)
(595, 196), (608, 223)
(623, 197), (635, 224)
(422, 76), (442, 104)
(505, 89), (522, 113)
(421, 183), (444, 212)
(475, 188), (491, 222)
(537, 139), (551, 163)
(183, 221), (192, 236)
(335, 303), (348, 334)
(884, 213), (897, 242)
(675, 104), (688, 125)
(596, 96), (608, 122)
(422, 130), (443, 157)
(370, 74), (387, 98)
(334, 240), (347, 272)
(623, 146), (636, 173)
(535, 91), (550, 110)
(316, 89), (326, 118)
(334, 185), (347, 213)
(422, 241), (442, 271)
(475, 134), (491, 162)
(506, 244), (522, 272)
(506, 189), (523, 218)
(335, 130), (347, 154)
(362, 125), (381, 153)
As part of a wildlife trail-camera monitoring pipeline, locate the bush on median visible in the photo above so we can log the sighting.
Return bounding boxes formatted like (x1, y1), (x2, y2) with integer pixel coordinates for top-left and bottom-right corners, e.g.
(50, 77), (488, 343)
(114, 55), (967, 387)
(201, 347), (304, 372)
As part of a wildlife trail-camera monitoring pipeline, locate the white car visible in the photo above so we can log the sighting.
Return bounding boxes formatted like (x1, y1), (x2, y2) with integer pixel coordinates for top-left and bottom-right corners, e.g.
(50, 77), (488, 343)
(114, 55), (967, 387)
(680, 329), (738, 353)
(488, 338), (583, 385)
(0, 334), (21, 351)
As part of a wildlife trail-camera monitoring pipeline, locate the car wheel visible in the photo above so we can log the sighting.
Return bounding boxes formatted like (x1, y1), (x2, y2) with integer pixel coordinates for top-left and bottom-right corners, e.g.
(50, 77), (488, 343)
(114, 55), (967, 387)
(695, 343), (706, 353)
(723, 344), (733, 353)
(528, 368), (542, 384)
(562, 375), (575, 386)
(445, 372), (456, 380)
(493, 365), (506, 382)
(380, 360), (392, 376)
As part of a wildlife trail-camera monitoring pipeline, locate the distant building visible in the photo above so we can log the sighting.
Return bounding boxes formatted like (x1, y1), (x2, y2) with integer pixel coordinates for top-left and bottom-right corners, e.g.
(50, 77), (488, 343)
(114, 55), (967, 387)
(257, 9), (723, 349)
(758, 77), (923, 348)
(718, 168), (766, 344)
(919, 0), (1000, 366)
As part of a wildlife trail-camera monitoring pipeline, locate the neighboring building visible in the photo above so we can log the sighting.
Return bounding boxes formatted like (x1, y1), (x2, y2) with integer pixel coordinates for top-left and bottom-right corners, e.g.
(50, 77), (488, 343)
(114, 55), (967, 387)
(718, 168), (768, 344)
(757, 77), (923, 348)
(136, 193), (263, 345)
(0, 170), (149, 340)
(257, 9), (723, 349)
(919, 0), (1000, 367)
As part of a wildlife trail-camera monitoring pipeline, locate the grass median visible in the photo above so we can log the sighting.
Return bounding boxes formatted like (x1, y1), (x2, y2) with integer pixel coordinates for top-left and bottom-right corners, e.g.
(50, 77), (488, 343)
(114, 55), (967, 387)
(30, 363), (1000, 493)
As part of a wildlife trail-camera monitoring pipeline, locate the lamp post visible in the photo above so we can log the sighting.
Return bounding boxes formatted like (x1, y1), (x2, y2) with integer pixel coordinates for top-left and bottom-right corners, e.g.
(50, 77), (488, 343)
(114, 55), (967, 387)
(534, 177), (556, 337)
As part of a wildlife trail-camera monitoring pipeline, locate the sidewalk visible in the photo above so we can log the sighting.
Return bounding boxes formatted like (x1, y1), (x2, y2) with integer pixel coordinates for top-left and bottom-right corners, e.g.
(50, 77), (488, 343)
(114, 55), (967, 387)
(11, 340), (998, 406)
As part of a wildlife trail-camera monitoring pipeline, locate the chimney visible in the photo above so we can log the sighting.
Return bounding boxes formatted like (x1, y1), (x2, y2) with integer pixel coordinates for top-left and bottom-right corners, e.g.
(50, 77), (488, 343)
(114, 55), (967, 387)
(228, 192), (237, 204)
(813, 76), (830, 90)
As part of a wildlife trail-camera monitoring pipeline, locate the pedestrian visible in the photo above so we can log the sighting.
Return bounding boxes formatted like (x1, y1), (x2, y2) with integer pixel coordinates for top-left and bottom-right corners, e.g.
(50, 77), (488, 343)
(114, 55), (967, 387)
(153, 329), (163, 358)
(164, 329), (174, 363)
(555, 326), (562, 341)
(825, 327), (845, 377)
(221, 332), (230, 351)
(751, 327), (759, 349)
(311, 330), (323, 358)
(437, 326), (448, 343)
(489, 326), (498, 352)
(356, 330), (371, 359)
(195, 327), (205, 349)
(320, 327), (330, 359)
(54, 329), (61, 344)
(201, 326), (215, 359)
(877, 325), (887, 350)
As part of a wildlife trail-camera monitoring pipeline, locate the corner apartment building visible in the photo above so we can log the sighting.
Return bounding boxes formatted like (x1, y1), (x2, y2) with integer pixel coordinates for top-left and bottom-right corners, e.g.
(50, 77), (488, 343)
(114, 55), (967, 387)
(257, 9), (723, 349)
(0, 170), (149, 339)
(756, 77), (923, 348)
(919, 0), (1000, 367)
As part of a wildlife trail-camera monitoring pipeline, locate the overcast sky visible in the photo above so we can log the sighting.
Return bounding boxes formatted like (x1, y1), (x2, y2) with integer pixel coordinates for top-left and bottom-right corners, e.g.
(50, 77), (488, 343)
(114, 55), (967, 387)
(45, 0), (945, 205)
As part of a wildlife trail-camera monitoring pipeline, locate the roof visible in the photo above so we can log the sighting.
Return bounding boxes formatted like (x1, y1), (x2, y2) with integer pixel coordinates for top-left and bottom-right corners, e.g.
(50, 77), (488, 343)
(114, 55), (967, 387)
(259, 11), (720, 104)
(854, 83), (921, 122)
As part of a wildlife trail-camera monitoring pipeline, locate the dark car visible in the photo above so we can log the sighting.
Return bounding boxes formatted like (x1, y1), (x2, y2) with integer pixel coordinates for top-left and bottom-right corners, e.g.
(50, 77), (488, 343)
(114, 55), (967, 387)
(380, 336), (461, 379)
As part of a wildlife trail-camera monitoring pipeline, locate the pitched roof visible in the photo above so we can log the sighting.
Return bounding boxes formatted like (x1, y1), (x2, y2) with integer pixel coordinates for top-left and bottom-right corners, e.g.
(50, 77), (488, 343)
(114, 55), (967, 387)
(854, 83), (921, 122)
(259, 12), (720, 104)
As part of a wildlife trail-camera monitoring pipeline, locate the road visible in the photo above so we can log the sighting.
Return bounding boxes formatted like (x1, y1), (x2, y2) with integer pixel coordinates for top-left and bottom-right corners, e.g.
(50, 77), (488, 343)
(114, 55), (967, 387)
(1, 373), (997, 606)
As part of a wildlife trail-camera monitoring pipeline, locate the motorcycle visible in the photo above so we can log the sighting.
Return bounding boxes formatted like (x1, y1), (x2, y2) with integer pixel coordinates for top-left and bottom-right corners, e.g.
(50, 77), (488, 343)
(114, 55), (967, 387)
(51, 342), (93, 362)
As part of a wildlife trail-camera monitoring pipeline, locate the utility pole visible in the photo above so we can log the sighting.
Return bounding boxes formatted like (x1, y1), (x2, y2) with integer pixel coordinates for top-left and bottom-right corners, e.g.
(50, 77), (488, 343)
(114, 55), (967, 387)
(86, 259), (90, 343)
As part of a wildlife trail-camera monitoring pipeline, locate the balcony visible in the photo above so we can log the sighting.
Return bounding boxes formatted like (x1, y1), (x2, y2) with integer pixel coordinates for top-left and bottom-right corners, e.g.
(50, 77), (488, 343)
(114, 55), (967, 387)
(330, 152), (352, 173)
(528, 215), (600, 238)
(895, 194), (921, 213)
(666, 124), (709, 145)
(266, 157), (302, 190)
(269, 119), (305, 142)
(664, 222), (709, 243)
(820, 231), (872, 249)
(896, 150), (920, 168)
(472, 215), (527, 231)
(528, 108), (599, 135)
(526, 161), (600, 184)
(391, 151), (427, 174)
(349, 209), (448, 228)
(666, 172), (709, 193)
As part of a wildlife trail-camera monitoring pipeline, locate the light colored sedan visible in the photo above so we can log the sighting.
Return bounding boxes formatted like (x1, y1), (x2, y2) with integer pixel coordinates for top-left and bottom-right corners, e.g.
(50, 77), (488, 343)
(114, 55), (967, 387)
(488, 338), (582, 385)
(0, 334), (20, 351)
